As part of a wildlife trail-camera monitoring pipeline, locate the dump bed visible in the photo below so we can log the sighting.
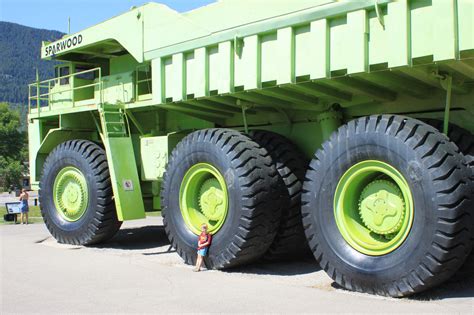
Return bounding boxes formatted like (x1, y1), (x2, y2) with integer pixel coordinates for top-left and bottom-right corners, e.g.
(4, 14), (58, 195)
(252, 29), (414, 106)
(36, 0), (473, 121)
(148, 0), (474, 106)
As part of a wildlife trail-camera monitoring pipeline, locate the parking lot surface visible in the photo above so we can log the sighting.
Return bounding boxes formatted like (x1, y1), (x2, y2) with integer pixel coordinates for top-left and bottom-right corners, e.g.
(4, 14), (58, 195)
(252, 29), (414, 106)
(1, 217), (473, 314)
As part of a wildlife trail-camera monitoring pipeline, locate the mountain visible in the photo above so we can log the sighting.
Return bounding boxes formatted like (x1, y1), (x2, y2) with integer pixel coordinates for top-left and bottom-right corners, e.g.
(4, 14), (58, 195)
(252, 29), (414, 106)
(0, 21), (64, 117)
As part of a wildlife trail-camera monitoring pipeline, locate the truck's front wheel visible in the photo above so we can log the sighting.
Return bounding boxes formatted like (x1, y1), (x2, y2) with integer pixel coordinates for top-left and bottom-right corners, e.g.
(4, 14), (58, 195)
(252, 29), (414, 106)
(39, 140), (121, 245)
(302, 115), (473, 297)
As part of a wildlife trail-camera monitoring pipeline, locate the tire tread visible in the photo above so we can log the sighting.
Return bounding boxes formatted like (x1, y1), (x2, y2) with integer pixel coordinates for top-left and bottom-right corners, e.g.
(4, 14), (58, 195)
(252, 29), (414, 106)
(39, 140), (121, 245)
(302, 115), (473, 297)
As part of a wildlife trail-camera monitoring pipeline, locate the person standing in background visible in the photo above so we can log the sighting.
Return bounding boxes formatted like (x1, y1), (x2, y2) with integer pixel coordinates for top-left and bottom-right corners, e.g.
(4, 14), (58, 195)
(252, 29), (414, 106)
(19, 188), (29, 225)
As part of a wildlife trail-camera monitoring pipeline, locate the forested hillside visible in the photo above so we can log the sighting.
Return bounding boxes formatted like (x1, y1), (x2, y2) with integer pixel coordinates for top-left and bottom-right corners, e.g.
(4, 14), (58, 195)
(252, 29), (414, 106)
(0, 22), (64, 117)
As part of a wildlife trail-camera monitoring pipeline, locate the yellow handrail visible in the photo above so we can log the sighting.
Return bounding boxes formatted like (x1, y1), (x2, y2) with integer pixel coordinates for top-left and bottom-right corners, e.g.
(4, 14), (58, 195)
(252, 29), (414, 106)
(28, 67), (103, 114)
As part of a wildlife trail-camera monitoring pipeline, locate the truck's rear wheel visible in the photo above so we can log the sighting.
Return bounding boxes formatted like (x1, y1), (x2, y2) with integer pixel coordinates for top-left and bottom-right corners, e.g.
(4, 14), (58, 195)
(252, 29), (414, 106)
(162, 129), (283, 269)
(248, 130), (311, 260)
(422, 119), (474, 168)
(39, 140), (121, 245)
(302, 115), (473, 297)
(422, 119), (474, 262)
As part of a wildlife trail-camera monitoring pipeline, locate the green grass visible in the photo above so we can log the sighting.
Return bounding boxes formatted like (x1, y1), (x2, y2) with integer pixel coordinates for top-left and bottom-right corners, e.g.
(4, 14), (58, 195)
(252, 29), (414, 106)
(0, 206), (161, 224)
(0, 205), (43, 224)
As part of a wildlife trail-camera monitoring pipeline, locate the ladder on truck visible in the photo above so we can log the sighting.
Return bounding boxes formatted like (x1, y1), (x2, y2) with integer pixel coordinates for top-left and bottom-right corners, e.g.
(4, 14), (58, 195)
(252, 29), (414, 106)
(98, 104), (145, 221)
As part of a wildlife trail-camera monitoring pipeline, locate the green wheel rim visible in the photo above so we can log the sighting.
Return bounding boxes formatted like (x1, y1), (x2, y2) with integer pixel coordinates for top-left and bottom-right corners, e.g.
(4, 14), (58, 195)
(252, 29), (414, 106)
(179, 163), (229, 235)
(53, 166), (89, 222)
(334, 160), (414, 256)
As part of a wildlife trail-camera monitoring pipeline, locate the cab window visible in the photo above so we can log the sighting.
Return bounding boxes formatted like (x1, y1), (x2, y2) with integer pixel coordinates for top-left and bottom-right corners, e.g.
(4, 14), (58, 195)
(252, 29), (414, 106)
(58, 66), (70, 85)
(75, 65), (95, 80)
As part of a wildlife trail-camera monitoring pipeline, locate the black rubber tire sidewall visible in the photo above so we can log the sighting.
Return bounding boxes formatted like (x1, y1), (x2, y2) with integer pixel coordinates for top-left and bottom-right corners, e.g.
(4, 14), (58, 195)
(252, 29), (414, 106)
(164, 148), (246, 265)
(303, 115), (473, 296)
(40, 140), (121, 245)
(309, 140), (433, 282)
(163, 129), (283, 269)
(42, 147), (101, 234)
(248, 130), (311, 260)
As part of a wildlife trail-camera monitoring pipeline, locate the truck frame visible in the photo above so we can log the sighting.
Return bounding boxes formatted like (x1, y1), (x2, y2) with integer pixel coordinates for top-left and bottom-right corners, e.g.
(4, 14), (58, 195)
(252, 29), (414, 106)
(28, 0), (473, 297)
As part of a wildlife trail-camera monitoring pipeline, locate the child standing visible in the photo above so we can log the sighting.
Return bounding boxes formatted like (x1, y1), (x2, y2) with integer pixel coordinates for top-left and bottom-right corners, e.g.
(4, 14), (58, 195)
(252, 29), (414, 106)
(19, 188), (29, 225)
(194, 223), (212, 272)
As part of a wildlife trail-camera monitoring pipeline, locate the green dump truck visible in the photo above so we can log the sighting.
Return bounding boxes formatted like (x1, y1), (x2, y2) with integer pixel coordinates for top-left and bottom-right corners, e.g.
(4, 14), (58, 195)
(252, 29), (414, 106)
(28, 0), (473, 297)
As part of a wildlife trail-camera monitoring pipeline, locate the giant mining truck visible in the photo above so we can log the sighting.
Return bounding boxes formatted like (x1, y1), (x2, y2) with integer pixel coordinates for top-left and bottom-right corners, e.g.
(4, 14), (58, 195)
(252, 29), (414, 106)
(28, 0), (474, 297)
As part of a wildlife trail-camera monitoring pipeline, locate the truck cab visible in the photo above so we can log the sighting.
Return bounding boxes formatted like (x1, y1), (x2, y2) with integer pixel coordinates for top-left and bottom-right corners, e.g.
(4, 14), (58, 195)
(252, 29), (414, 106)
(31, 54), (151, 112)
(49, 63), (98, 107)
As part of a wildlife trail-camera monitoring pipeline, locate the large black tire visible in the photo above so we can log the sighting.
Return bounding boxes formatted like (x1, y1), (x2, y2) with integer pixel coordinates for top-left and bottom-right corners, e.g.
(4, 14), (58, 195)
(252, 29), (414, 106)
(302, 115), (474, 297)
(422, 119), (474, 168)
(422, 119), (474, 256)
(162, 129), (283, 269)
(40, 140), (121, 245)
(248, 130), (311, 260)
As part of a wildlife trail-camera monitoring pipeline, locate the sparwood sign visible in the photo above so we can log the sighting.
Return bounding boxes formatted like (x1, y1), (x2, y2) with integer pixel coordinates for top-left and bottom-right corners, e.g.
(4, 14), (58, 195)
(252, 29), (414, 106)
(43, 34), (83, 57)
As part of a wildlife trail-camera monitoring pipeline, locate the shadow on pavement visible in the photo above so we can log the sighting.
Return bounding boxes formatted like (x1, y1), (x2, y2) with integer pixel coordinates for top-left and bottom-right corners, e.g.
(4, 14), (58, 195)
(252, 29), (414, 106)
(93, 223), (320, 276)
(90, 223), (473, 296)
(94, 225), (170, 250)
(227, 258), (322, 276)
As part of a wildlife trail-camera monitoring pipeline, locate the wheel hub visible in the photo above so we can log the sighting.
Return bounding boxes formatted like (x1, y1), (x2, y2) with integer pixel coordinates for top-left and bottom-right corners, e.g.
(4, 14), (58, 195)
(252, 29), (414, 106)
(179, 163), (229, 235)
(53, 167), (89, 222)
(199, 178), (225, 221)
(334, 160), (414, 256)
(359, 180), (405, 235)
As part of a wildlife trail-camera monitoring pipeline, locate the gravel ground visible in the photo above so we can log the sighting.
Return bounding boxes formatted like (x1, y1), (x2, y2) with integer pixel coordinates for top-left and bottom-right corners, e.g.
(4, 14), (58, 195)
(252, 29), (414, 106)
(1, 217), (473, 314)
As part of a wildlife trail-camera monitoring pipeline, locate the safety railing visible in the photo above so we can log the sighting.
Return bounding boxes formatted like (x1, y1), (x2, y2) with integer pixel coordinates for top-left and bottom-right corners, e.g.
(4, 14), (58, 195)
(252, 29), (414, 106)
(135, 64), (152, 101)
(28, 67), (103, 114)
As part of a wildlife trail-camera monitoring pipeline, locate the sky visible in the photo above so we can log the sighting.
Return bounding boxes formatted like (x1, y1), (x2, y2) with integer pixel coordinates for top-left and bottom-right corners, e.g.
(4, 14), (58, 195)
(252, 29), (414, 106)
(0, 0), (216, 33)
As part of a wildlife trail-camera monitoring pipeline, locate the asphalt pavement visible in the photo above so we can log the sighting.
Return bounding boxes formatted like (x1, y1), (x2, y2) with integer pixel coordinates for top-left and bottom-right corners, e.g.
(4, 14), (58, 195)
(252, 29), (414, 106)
(1, 217), (473, 314)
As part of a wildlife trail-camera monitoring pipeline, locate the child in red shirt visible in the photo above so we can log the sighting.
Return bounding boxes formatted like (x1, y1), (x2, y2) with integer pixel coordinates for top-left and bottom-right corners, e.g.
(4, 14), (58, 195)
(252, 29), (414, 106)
(194, 223), (212, 272)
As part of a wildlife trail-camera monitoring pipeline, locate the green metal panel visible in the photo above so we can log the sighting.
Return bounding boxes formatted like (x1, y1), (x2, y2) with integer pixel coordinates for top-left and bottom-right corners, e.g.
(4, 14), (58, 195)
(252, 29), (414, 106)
(433, 0), (457, 61)
(346, 10), (368, 74)
(29, 126), (96, 186)
(234, 35), (260, 90)
(308, 19), (329, 79)
(217, 41), (233, 94)
(387, 0), (410, 68)
(102, 72), (134, 104)
(99, 105), (145, 221)
(41, 7), (145, 62)
(28, 119), (43, 187)
(458, 0), (474, 53)
(103, 136), (146, 220)
(252, 111), (342, 158)
(140, 133), (186, 181)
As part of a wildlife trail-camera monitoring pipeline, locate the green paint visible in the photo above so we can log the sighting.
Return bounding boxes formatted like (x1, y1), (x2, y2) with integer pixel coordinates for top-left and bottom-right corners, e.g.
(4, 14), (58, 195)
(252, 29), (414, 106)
(99, 104), (146, 221)
(443, 75), (453, 135)
(334, 160), (414, 256)
(53, 166), (89, 222)
(140, 133), (186, 181)
(179, 163), (229, 235)
(27, 1), (474, 220)
(358, 180), (405, 235)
